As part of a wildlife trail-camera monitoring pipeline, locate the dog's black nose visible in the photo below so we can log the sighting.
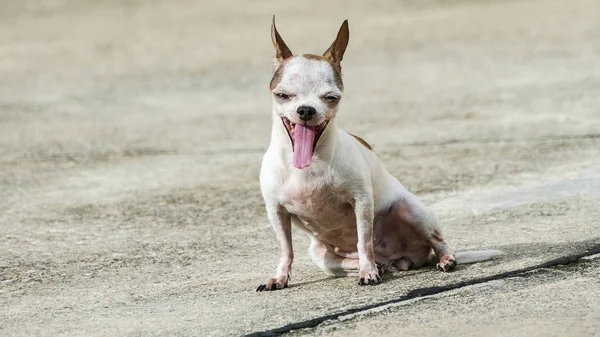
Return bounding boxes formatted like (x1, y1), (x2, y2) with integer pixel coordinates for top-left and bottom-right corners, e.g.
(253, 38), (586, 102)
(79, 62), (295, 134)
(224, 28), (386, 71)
(297, 106), (316, 121)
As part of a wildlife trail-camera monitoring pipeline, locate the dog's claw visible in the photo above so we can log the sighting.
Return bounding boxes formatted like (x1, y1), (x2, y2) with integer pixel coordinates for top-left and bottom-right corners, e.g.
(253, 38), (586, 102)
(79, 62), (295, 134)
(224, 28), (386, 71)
(359, 276), (380, 286)
(358, 269), (382, 286)
(256, 276), (289, 292)
(256, 283), (280, 292)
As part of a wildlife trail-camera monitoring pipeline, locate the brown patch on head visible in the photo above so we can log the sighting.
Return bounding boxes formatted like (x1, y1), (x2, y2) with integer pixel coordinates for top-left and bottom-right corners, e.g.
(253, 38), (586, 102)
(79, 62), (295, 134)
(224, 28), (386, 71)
(329, 64), (344, 91)
(270, 63), (285, 90)
(350, 134), (373, 151)
(302, 53), (324, 61)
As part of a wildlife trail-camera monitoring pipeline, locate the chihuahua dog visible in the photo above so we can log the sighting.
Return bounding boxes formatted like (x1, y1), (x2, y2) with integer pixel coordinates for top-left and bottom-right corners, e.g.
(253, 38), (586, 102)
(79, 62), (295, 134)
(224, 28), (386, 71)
(257, 17), (501, 291)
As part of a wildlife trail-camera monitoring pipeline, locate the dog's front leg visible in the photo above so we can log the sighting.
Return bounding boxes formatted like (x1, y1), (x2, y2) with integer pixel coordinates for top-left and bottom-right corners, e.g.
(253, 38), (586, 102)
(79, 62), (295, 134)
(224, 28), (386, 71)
(354, 195), (382, 286)
(257, 204), (293, 292)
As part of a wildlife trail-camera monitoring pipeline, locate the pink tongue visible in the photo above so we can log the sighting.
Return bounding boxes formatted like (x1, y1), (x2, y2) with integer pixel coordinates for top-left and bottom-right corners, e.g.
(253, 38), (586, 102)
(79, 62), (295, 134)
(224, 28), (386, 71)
(293, 124), (316, 169)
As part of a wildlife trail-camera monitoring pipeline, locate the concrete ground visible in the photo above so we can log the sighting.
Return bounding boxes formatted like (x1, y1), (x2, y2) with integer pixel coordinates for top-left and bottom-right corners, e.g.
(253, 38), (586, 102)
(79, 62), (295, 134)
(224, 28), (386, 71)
(1, 0), (599, 336)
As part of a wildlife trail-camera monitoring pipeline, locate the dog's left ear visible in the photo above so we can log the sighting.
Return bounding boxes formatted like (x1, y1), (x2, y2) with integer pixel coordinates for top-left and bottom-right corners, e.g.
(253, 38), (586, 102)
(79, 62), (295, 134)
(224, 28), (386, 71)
(323, 20), (349, 70)
(271, 16), (293, 70)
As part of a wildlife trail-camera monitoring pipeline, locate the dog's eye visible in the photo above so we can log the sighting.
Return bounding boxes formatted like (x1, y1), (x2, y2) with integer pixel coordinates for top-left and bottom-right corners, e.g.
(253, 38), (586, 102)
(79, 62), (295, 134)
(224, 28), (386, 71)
(324, 95), (340, 101)
(275, 93), (290, 100)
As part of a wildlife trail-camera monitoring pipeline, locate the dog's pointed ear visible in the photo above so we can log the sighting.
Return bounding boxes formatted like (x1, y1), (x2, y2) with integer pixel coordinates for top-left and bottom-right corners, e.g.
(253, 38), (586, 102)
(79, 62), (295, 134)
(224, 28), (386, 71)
(271, 16), (293, 69)
(323, 20), (349, 68)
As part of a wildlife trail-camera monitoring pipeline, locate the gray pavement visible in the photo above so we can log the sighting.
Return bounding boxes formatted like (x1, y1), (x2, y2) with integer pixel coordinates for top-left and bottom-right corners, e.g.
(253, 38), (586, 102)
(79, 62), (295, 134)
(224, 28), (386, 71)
(294, 256), (600, 337)
(1, 0), (599, 336)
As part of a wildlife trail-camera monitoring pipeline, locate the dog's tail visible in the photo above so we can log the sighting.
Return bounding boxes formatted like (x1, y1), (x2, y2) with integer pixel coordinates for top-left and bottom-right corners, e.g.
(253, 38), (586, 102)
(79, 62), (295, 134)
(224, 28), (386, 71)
(455, 249), (503, 264)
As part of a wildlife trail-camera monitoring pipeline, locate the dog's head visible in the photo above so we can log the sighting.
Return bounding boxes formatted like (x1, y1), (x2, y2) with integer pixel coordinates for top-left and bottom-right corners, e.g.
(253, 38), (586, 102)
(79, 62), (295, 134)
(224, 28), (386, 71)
(269, 17), (349, 169)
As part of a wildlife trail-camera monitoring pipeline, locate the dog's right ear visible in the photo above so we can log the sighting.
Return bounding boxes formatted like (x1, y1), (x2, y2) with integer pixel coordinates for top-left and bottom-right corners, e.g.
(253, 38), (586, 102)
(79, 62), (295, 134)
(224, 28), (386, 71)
(271, 16), (293, 70)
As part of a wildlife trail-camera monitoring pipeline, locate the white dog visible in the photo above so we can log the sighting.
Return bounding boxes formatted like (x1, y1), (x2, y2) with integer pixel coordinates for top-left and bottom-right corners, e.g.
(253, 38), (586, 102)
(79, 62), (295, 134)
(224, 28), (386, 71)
(257, 17), (501, 291)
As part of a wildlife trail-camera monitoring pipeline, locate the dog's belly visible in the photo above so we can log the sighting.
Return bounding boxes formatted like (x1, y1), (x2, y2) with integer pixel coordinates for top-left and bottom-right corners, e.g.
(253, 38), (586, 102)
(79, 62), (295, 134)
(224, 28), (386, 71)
(282, 190), (359, 252)
(281, 187), (432, 265)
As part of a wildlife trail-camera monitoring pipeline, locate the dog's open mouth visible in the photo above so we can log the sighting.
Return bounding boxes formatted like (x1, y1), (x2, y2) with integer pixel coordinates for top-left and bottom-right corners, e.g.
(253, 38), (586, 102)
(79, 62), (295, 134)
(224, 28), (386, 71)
(281, 117), (329, 169)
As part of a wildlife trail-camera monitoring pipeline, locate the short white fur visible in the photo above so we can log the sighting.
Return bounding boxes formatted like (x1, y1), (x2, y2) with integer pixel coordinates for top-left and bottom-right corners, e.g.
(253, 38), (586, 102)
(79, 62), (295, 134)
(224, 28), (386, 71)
(257, 18), (502, 292)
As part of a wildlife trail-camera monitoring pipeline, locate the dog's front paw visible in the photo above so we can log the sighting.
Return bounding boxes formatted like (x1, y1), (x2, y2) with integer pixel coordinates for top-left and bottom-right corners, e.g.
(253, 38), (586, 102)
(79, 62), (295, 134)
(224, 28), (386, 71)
(436, 255), (457, 272)
(256, 275), (289, 292)
(358, 264), (382, 286)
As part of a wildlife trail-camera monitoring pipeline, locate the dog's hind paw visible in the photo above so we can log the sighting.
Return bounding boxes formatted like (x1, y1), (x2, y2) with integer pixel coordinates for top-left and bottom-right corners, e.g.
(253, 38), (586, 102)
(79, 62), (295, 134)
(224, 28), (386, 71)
(436, 255), (457, 272)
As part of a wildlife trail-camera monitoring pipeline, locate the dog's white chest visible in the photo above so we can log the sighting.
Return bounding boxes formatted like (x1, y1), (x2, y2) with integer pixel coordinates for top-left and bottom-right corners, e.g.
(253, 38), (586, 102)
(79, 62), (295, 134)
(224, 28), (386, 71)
(281, 183), (350, 215)
(278, 174), (358, 246)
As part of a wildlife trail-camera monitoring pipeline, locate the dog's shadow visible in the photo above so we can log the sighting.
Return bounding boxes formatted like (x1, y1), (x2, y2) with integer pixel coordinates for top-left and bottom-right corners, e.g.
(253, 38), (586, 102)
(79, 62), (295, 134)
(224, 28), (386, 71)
(288, 268), (432, 289)
(286, 239), (600, 289)
(382, 268), (431, 280)
(289, 277), (334, 288)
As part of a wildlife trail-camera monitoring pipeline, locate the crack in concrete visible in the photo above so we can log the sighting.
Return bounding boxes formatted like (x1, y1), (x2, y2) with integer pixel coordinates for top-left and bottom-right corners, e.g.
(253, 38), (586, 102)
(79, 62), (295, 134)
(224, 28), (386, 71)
(245, 242), (600, 337)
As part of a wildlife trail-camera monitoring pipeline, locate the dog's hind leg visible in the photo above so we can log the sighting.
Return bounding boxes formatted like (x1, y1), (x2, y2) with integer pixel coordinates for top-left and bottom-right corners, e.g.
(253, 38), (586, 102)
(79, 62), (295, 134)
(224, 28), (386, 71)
(392, 196), (456, 272)
(309, 239), (360, 277)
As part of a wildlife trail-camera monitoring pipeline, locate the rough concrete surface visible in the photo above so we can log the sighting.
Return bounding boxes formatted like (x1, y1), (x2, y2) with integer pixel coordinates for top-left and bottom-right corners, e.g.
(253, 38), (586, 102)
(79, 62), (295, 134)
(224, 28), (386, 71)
(294, 259), (600, 337)
(1, 0), (599, 336)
